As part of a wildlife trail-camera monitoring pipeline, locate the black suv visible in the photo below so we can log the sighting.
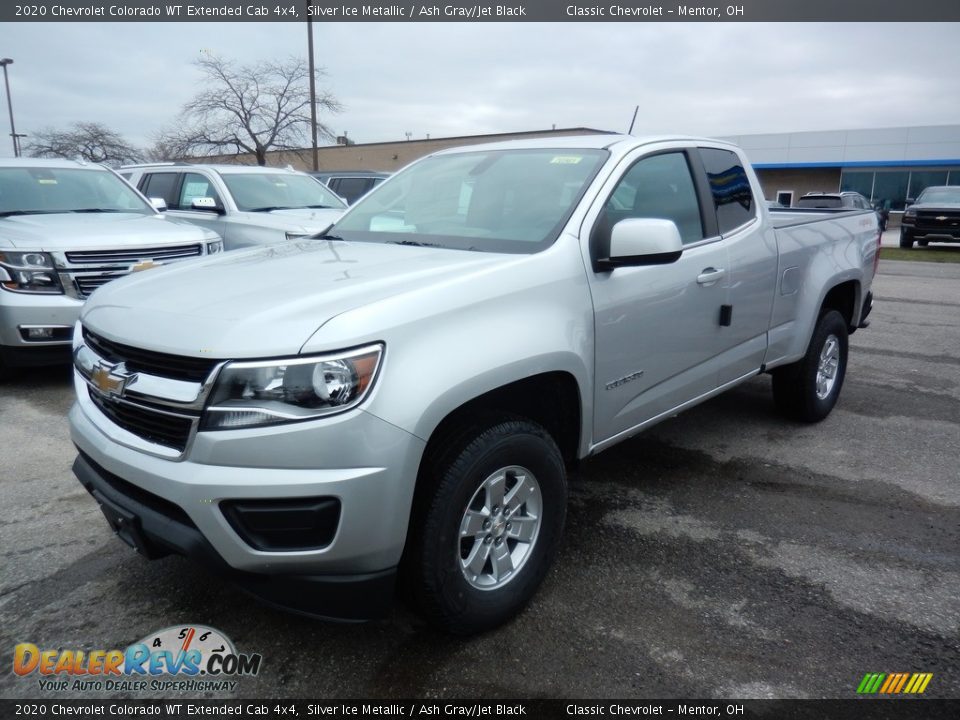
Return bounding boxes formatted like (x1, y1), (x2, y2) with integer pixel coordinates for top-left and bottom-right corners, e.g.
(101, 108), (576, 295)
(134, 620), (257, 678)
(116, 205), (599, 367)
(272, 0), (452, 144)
(899, 186), (960, 249)
(309, 171), (389, 205)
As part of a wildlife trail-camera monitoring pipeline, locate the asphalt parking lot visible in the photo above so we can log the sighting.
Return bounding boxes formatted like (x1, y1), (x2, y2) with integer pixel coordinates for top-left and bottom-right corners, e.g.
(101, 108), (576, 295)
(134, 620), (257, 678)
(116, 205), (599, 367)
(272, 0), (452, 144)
(1, 257), (958, 701)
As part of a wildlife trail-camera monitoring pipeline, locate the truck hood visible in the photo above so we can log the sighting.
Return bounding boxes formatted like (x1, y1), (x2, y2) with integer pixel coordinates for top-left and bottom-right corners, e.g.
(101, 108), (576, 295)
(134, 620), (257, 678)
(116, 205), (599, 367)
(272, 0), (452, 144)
(81, 239), (511, 359)
(227, 207), (344, 233)
(0, 212), (218, 250)
(908, 202), (960, 211)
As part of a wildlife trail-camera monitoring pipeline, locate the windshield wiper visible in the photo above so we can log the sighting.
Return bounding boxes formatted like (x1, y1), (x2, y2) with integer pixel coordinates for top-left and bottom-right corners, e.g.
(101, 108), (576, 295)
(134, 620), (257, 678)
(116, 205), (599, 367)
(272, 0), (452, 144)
(247, 206), (295, 213)
(388, 239), (440, 247)
(70, 208), (127, 213)
(313, 233), (345, 241)
(302, 204), (334, 209)
(0, 209), (59, 217)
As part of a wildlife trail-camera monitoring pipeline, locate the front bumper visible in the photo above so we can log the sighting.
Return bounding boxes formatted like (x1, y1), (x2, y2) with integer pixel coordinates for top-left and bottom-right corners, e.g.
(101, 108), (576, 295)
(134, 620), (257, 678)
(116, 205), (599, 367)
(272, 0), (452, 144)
(0, 291), (80, 366)
(901, 223), (960, 242)
(70, 376), (426, 619)
(73, 451), (397, 620)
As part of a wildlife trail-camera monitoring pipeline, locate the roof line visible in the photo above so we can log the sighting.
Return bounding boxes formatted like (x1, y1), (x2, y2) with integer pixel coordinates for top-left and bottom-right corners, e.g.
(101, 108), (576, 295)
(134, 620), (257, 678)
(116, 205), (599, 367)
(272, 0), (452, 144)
(267, 127), (617, 154)
(754, 159), (960, 169)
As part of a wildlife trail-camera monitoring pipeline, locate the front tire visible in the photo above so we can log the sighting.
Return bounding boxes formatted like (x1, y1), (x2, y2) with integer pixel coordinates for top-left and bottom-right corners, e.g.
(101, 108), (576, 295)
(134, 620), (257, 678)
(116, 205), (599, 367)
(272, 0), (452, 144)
(899, 231), (915, 249)
(406, 418), (567, 634)
(772, 310), (849, 422)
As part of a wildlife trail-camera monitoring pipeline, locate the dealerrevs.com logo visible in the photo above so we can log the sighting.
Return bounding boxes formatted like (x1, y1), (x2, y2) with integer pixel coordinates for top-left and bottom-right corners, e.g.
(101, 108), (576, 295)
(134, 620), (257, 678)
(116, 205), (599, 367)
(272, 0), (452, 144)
(13, 625), (262, 693)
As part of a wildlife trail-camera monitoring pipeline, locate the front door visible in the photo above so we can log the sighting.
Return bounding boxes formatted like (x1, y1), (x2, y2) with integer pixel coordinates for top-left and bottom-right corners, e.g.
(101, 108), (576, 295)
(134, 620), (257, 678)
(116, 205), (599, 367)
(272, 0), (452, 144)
(585, 148), (734, 445)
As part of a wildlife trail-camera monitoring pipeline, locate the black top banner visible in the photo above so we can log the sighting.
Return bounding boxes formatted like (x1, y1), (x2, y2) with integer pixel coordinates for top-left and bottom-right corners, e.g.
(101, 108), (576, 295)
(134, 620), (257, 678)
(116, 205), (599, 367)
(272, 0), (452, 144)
(3, 0), (960, 22)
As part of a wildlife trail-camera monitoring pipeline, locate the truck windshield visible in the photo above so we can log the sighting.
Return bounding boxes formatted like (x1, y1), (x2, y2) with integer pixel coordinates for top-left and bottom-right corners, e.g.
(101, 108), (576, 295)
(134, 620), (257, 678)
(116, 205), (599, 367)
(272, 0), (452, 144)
(0, 167), (153, 216)
(332, 148), (609, 253)
(916, 187), (960, 204)
(220, 173), (347, 212)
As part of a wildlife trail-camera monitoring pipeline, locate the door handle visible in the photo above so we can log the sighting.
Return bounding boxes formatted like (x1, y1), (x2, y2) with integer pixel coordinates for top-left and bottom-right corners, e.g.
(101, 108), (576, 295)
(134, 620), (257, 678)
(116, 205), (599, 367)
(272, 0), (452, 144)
(696, 267), (726, 285)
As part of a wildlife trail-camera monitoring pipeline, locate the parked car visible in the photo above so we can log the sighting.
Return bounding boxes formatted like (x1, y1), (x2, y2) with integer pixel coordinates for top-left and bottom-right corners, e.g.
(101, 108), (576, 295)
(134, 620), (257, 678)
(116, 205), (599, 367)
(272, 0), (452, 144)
(795, 191), (874, 211)
(899, 185), (960, 248)
(0, 159), (222, 377)
(120, 163), (347, 250)
(309, 170), (390, 205)
(70, 135), (879, 633)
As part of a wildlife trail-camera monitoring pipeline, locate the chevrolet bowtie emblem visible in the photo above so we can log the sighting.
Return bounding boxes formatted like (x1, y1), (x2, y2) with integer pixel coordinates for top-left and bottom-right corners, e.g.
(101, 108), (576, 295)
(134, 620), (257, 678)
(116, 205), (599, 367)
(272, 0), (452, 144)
(131, 260), (160, 272)
(935, 215), (948, 221)
(91, 362), (130, 397)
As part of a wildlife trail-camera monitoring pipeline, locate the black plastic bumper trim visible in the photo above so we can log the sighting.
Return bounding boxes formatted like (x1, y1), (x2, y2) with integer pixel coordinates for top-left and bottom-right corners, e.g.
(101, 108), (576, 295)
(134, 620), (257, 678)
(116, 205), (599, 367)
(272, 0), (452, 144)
(0, 343), (73, 368)
(72, 450), (396, 621)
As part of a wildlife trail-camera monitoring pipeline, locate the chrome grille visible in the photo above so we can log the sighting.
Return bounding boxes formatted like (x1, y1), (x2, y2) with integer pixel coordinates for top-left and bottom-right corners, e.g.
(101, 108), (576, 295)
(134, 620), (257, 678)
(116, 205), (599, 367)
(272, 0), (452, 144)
(88, 388), (195, 452)
(916, 210), (960, 229)
(73, 272), (125, 298)
(66, 244), (203, 264)
(83, 328), (221, 383)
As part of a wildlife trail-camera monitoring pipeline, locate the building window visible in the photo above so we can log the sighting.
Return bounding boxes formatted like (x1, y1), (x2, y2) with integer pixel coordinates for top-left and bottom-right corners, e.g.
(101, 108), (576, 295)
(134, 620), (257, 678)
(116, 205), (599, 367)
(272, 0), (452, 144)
(908, 171), (949, 200)
(840, 171), (873, 200)
(871, 171), (910, 211)
(840, 167), (960, 210)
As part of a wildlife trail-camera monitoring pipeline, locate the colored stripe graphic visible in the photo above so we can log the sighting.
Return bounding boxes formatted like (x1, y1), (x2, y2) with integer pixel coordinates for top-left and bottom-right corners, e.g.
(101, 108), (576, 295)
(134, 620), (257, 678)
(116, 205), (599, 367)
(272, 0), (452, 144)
(893, 673), (910, 693)
(857, 672), (932, 694)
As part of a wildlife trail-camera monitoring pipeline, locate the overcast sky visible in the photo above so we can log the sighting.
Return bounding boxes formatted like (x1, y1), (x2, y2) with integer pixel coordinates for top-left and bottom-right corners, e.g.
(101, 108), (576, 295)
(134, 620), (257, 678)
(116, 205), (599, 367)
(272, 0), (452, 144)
(1, 21), (959, 158)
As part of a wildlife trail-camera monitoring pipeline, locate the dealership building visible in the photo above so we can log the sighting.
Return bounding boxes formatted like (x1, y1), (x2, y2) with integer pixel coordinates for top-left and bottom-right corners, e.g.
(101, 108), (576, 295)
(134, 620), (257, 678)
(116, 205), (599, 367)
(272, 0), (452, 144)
(720, 124), (960, 219)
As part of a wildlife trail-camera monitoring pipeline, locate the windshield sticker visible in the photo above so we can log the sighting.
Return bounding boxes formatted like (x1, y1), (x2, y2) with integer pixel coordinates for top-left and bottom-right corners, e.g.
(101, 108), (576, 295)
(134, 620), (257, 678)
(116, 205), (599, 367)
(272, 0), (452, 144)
(37, 178), (58, 184)
(550, 156), (583, 165)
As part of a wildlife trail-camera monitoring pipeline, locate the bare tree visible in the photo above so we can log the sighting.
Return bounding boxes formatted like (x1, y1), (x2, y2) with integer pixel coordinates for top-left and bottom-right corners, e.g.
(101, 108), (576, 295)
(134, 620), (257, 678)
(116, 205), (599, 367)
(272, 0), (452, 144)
(156, 54), (341, 166)
(26, 122), (143, 166)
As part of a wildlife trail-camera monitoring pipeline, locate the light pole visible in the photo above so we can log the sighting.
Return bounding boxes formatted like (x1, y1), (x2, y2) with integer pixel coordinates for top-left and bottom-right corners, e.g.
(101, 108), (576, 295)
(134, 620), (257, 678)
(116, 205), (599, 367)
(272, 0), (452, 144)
(306, 19), (318, 171)
(0, 58), (18, 157)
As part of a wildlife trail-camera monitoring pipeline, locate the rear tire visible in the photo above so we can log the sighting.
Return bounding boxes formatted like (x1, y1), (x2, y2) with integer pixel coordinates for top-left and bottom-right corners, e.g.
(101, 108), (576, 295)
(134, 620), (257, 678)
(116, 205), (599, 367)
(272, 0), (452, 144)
(899, 231), (915, 249)
(772, 310), (848, 422)
(405, 418), (567, 634)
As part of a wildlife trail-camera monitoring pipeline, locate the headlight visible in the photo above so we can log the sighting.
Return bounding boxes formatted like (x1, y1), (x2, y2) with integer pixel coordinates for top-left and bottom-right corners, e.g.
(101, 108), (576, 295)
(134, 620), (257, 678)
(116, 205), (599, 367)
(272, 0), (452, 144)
(0, 251), (63, 294)
(201, 344), (383, 430)
(903, 209), (917, 220)
(207, 239), (224, 254)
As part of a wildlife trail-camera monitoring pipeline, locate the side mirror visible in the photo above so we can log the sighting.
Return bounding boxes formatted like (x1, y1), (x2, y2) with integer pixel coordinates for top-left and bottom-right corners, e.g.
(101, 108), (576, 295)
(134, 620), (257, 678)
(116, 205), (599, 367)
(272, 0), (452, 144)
(149, 197), (167, 211)
(598, 218), (684, 270)
(191, 197), (223, 214)
(905, 197), (915, 205)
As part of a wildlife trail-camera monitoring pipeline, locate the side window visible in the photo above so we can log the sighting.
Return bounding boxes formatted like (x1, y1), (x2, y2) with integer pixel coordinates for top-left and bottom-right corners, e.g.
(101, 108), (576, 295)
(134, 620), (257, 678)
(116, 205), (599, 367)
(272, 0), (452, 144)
(140, 172), (179, 209)
(179, 172), (221, 210)
(596, 152), (704, 251)
(333, 177), (372, 204)
(699, 148), (755, 234)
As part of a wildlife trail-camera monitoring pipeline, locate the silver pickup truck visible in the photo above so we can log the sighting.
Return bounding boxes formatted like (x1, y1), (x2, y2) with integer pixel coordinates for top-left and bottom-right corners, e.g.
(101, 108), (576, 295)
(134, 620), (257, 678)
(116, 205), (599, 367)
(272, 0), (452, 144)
(68, 135), (879, 633)
(0, 159), (222, 377)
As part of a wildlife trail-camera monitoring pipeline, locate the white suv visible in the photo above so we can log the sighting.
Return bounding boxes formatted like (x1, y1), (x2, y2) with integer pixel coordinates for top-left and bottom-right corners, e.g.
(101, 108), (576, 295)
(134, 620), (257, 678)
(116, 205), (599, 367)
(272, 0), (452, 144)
(121, 164), (347, 250)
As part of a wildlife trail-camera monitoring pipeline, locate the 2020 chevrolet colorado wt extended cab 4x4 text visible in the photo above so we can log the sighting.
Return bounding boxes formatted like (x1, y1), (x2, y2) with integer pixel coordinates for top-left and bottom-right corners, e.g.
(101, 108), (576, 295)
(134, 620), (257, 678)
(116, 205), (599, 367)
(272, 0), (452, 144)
(0, 159), (222, 377)
(69, 135), (879, 633)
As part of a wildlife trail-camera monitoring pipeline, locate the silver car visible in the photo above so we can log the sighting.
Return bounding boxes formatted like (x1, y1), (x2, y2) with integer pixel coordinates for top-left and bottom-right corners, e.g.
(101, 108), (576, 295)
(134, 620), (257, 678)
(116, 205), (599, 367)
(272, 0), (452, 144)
(121, 163), (347, 250)
(0, 159), (222, 377)
(70, 135), (878, 633)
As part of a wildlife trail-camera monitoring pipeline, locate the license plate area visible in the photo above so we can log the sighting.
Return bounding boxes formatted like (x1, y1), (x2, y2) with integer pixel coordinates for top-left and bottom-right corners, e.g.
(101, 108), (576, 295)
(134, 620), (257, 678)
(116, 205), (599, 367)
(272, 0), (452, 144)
(92, 490), (169, 560)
